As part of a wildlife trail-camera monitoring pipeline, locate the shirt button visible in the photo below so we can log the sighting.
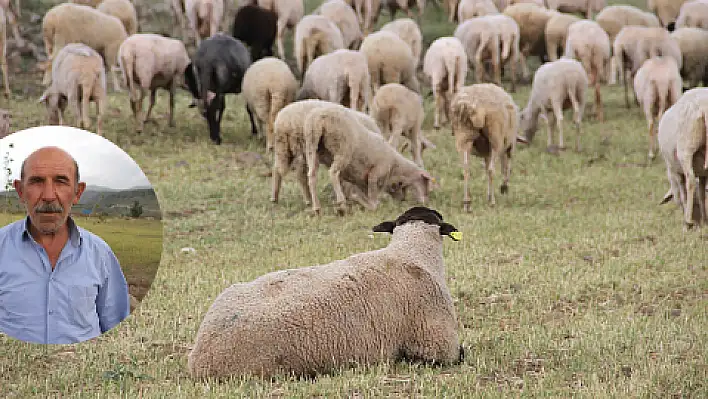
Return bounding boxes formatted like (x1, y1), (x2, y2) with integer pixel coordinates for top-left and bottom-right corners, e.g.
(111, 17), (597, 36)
(48, 310), (53, 315)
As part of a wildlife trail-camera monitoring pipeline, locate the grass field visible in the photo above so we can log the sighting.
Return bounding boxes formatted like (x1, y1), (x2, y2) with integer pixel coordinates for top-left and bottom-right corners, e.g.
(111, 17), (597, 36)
(1, 0), (706, 397)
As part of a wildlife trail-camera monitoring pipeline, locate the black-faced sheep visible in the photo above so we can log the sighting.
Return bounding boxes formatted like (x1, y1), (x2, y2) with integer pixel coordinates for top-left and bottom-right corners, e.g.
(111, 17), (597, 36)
(231, 4), (277, 62)
(184, 33), (252, 145)
(188, 206), (463, 380)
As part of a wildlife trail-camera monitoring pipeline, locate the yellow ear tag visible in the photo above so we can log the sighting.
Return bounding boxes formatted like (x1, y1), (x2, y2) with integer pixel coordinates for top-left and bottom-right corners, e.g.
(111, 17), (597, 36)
(449, 231), (462, 241)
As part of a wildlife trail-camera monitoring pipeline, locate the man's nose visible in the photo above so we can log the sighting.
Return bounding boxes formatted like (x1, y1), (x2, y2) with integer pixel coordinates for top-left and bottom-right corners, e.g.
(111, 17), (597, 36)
(40, 181), (58, 201)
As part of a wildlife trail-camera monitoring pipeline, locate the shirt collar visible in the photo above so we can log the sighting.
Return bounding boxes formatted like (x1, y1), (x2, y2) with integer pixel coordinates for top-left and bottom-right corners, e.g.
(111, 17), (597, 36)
(21, 215), (83, 247)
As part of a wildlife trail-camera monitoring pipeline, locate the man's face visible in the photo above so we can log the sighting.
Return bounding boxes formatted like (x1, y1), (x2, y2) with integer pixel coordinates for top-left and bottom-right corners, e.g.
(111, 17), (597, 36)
(13, 148), (86, 235)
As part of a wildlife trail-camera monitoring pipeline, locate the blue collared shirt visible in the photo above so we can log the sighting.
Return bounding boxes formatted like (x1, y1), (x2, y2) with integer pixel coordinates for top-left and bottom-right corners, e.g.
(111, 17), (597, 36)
(0, 216), (131, 344)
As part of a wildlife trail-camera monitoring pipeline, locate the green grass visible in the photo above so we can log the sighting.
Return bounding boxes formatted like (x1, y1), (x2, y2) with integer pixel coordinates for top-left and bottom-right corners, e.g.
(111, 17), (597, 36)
(0, 0), (706, 397)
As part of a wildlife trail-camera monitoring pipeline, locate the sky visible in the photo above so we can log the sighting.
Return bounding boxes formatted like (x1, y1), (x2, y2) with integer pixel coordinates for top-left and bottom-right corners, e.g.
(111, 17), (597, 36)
(0, 126), (153, 191)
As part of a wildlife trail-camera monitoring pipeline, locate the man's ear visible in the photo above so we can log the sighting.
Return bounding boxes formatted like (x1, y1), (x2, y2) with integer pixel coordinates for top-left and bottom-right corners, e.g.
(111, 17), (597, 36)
(12, 179), (23, 202)
(73, 182), (87, 204)
(372, 221), (395, 234)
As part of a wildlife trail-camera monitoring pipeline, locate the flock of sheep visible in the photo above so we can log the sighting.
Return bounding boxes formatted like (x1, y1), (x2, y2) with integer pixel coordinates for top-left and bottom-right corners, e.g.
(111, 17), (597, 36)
(0, 0), (707, 380)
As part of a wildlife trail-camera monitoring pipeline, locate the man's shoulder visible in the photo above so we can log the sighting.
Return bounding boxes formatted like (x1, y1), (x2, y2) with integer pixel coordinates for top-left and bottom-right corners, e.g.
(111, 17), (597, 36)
(75, 224), (115, 255)
(0, 217), (25, 238)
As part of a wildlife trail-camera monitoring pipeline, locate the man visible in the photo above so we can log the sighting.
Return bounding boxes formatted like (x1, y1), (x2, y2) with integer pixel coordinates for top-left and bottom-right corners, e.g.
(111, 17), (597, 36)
(0, 146), (131, 344)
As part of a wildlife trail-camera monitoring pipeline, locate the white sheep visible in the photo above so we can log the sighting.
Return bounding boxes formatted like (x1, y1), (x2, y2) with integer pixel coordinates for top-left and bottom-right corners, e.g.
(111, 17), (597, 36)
(302, 107), (434, 214)
(293, 14), (345, 78)
(545, 0), (605, 19)
(519, 58), (588, 152)
(485, 13), (522, 92)
(379, 18), (423, 69)
(369, 83), (426, 167)
(544, 12), (581, 61)
(423, 36), (467, 129)
(676, 0), (708, 30)
(296, 49), (370, 113)
(187, 206), (463, 379)
(451, 83), (519, 209)
(457, 0), (499, 22)
(185, 0), (224, 48)
(359, 30), (420, 96)
(563, 19), (610, 122)
(38, 43), (107, 136)
(314, 0), (363, 49)
(118, 33), (191, 133)
(670, 27), (708, 89)
(657, 88), (708, 229)
(502, 3), (555, 79)
(647, 0), (688, 29)
(454, 16), (502, 87)
(633, 56), (683, 161)
(97, 0), (138, 36)
(41, 3), (128, 92)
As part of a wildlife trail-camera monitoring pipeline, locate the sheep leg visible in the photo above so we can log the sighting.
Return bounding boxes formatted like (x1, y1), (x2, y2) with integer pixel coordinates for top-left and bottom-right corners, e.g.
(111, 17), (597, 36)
(484, 153), (496, 206)
(144, 89), (158, 126)
(509, 49), (518, 93)
(474, 45), (486, 83)
(608, 55), (618, 85)
(568, 89), (582, 152)
(96, 94), (105, 137)
(432, 85), (441, 129)
(0, 52), (10, 98)
(500, 147), (511, 195)
(644, 101), (655, 161)
(591, 68), (603, 122)
(81, 91), (92, 133)
(461, 149), (471, 212)
(276, 18), (287, 60)
(306, 151), (322, 215)
(678, 155), (697, 229)
(366, 165), (384, 210)
(698, 176), (708, 225)
(551, 99), (566, 150)
(296, 161), (313, 206)
(270, 151), (292, 203)
(543, 110), (555, 149)
(329, 157), (349, 215)
(133, 89), (145, 133)
(623, 66), (631, 109)
(409, 125), (424, 168)
(168, 85), (176, 127)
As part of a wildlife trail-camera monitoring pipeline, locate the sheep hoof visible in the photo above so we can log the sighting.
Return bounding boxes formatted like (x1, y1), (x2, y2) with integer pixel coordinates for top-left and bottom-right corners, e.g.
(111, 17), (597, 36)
(500, 184), (508, 194)
(648, 152), (655, 161)
(269, 196), (278, 203)
(458, 345), (465, 363)
(546, 145), (560, 155)
(433, 124), (440, 130)
(463, 200), (471, 212)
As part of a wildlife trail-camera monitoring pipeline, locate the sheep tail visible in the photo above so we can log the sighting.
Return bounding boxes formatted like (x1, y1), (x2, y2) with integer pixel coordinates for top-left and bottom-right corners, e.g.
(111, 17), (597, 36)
(118, 49), (134, 97)
(303, 110), (326, 171)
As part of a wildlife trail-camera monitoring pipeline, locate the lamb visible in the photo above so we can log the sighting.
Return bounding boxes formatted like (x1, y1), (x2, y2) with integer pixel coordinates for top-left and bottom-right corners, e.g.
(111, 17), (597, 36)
(243, 0), (304, 60)
(183, 33), (251, 145)
(676, 0), (708, 30)
(379, 18), (423, 69)
(231, 4), (278, 62)
(96, 0), (138, 36)
(38, 43), (107, 136)
(519, 58), (588, 152)
(187, 206), (463, 379)
(423, 36), (467, 129)
(242, 57), (298, 152)
(457, 0), (499, 23)
(670, 27), (708, 89)
(295, 49), (370, 113)
(369, 83), (426, 167)
(359, 30), (420, 95)
(657, 88), (708, 229)
(454, 16), (502, 87)
(118, 33), (191, 133)
(185, 0), (224, 48)
(450, 83), (519, 209)
(544, 12), (580, 61)
(647, 0), (688, 30)
(293, 14), (345, 78)
(633, 56), (682, 160)
(563, 20), (610, 122)
(303, 107), (433, 214)
(502, 3), (555, 79)
(41, 3), (128, 92)
(545, 0), (605, 19)
(0, 6), (10, 98)
(314, 0), (363, 49)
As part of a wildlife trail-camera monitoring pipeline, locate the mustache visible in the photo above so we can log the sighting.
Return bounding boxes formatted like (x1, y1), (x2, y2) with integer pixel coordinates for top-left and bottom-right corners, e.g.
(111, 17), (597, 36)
(35, 202), (64, 213)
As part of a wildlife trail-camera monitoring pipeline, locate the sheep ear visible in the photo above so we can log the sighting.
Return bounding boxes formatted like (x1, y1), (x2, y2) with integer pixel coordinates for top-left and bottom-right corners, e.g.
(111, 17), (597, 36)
(38, 90), (49, 104)
(439, 223), (461, 241)
(372, 221), (396, 234)
(660, 190), (673, 205)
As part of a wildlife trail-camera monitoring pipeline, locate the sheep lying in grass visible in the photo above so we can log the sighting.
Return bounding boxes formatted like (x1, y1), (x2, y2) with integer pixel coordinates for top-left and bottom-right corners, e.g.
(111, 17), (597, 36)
(670, 27), (708, 89)
(451, 83), (519, 209)
(97, 0), (138, 36)
(39, 43), (107, 136)
(676, 0), (708, 30)
(294, 14), (345, 78)
(185, 0), (224, 47)
(314, 0), (363, 49)
(188, 206), (463, 379)
(633, 56), (682, 161)
(658, 88), (708, 229)
(118, 33), (191, 133)
(296, 49), (370, 113)
(359, 30), (420, 95)
(423, 36), (467, 129)
(243, 57), (298, 152)
(370, 83), (426, 167)
(519, 58), (588, 152)
(380, 18), (423, 69)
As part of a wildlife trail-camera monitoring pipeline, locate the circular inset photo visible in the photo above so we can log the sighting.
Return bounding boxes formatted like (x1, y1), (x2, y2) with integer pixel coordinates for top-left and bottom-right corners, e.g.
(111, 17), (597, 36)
(0, 126), (163, 345)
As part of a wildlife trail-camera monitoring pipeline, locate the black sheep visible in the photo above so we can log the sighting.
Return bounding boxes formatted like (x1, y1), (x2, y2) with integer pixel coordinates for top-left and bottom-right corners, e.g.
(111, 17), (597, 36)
(231, 5), (277, 62)
(184, 33), (252, 145)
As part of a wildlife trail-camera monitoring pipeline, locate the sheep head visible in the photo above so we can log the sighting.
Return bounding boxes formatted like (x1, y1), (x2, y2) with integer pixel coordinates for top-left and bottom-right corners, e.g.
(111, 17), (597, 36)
(372, 206), (461, 241)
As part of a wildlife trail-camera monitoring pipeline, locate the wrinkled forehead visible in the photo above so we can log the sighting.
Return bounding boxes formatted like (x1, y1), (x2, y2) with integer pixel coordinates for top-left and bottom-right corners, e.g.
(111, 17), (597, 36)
(22, 148), (77, 182)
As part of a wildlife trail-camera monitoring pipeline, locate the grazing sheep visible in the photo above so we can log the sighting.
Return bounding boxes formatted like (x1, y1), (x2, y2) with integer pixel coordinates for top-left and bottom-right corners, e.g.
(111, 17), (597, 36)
(38, 43), (107, 136)
(423, 36), (467, 129)
(503, 3), (555, 79)
(545, 0), (605, 19)
(0, 6), (10, 98)
(242, 57), (298, 153)
(544, 12), (580, 61)
(231, 4), (278, 62)
(382, 0), (426, 21)
(563, 19), (610, 122)
(485, 13), (522, 92)
(244, 0), (304, 60)
(647, 0), (688, 29)
(314, 0), (363, 49)
(676, 0), (708, 30)
(0, 108), (10, 138)
(519, 58), (588, 152)
(457, 0), (498, 22)
(185, 0), (224, 47)
(451, 83), (519, 209)
(296, 49), (370, 113)
(293, 14), (345, 78)
(270, 99), (384, 207)
(303, 107), (433, 214)
(118, 33), (191, 133)
(670, 27), (708, 89)
(97, 0), (138, 36)
(380, 18), (423, 69)
(633, 56), (683, 160)
(41, 3), (128, 92)
(359, 30), (420, 95)
(183, 33), (252, 145)
(188, 206), (463, 379)
(454, 16), (502, 87)
(369, 83), (426, 167)
(657, 88), (708, 229)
